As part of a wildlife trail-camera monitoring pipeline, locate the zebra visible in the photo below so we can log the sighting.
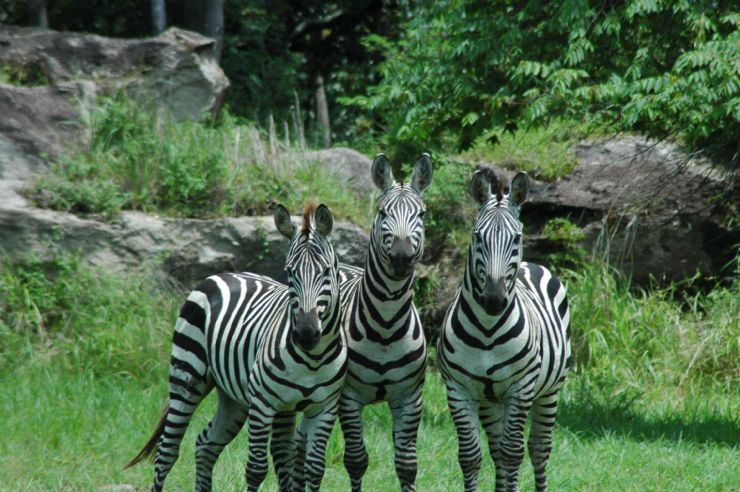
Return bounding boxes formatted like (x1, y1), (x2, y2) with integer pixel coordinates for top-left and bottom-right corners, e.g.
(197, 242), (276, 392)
(126, 203), (347, 492)
(338, 153), (433, 492)
(437, 169), (572, 492)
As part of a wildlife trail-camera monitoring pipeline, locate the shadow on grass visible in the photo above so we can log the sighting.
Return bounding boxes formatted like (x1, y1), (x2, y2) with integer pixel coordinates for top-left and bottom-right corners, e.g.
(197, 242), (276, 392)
(557, 389), (740, 447)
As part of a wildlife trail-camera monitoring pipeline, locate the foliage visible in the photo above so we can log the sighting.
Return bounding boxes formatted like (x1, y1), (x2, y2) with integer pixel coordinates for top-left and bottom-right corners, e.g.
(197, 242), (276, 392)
(541, 217), (587, 265)
(0, 253), (178, 378)
(349, 1), (740, 164)
(29, 95), (374, 223)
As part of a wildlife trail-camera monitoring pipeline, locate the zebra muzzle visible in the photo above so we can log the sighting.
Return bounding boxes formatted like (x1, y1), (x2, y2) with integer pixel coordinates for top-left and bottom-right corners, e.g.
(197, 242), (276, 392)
(388, 236), (415, 278)
(480, 275), (508, 315)
(293, 308), (321, 351)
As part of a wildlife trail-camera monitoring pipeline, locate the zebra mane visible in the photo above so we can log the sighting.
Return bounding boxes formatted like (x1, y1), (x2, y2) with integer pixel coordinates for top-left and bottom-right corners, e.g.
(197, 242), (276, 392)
(301, 201), (319, 235)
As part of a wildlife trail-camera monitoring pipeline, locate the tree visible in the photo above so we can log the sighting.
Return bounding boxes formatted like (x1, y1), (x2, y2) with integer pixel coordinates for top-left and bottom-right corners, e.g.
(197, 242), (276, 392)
(151, 0), (166, 34)
(183, 0), (224, 61)
(351, 0), (739, 165)
(27, 0), (48, 28)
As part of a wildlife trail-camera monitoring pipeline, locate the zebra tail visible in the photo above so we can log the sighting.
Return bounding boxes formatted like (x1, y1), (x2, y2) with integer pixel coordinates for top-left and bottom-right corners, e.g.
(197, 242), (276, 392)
(124, 401), (168, 469)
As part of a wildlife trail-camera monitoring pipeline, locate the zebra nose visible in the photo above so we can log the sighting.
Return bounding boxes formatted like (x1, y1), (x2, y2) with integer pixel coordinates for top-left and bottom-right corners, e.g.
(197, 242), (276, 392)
(294, 308), (320, 351)
(481, 276), (508, 315)
(388, 236), (414, 270)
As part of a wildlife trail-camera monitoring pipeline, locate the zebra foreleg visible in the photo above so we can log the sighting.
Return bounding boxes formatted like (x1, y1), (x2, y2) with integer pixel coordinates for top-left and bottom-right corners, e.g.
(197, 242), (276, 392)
(390, 388), (424, 492)
(446, 385), (482, 492)
(269, 412), (297, 492)
(194, 389), (248, 491)
(339, 393), (369, 492)
(245, 405), (276, 492)
(297, 403), (339, 492)
(479, 401), (506, 491)
(527, 392), (560, 492)
(498, 397), (532, 492)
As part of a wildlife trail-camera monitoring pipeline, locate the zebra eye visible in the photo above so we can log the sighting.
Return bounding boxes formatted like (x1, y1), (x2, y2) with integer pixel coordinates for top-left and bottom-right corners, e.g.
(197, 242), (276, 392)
(418, 211), (426, 219)
(378, 209), (387, 219)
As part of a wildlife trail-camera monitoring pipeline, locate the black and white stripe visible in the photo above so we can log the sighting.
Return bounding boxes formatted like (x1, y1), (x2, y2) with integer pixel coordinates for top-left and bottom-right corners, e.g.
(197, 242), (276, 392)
(437, 170), (572, 492)
(338, 154), (433, 492)
(126, 203), (347, 492)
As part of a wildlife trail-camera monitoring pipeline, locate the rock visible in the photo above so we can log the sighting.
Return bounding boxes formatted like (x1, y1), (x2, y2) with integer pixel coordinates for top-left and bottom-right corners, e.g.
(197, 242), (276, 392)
(0, 81), (95, 163)
(302, 147), (373, 193)
(483, 136), (739, 286)
(0, 26), (229, 121)
(0, 202), (368, 287)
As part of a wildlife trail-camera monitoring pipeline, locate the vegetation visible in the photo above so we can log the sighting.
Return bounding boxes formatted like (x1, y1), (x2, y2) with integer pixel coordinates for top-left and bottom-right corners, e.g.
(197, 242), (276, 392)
(349, 1), (739, 164)
(29, 94), (374, 223)
(0, 253), (737, 489)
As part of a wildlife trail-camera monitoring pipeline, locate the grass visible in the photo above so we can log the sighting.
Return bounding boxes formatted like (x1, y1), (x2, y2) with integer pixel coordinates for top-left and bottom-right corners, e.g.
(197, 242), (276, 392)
(28, 94), (375, 225)
(1, 253), (738, 490)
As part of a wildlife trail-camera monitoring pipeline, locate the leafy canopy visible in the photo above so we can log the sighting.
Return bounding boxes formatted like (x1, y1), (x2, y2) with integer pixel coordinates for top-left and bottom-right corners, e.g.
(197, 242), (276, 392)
(348, 0), (739, 164)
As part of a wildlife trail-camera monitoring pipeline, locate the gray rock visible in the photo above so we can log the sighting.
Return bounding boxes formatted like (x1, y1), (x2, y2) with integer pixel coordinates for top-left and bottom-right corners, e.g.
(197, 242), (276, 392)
(0, 26), (229, 121)
(482, 136), (738, 285)
(0, 200), (368, 287)
(302, 147), (373, 193)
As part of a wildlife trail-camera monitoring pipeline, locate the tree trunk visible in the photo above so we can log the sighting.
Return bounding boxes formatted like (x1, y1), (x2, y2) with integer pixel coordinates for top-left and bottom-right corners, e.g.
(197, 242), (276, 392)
(151, 0), (167, 34)
(203, 0), (224, 62)
(315, 75), (331, 148)
(27, 0), (48, 28)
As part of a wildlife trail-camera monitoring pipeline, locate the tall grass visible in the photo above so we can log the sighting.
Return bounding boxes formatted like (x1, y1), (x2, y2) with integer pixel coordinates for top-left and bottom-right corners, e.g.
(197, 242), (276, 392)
(30, 94), (375, 224)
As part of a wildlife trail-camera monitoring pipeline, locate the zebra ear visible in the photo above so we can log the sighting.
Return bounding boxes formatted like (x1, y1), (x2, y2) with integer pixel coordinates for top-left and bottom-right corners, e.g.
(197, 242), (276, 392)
(314, 204), (334, 238)
(410, 153), (433, 192)
(274, 204), (296, 239)
(470, 169), (491, 205)
(371, 153), (393, 190)
(510, 172), (529, 207)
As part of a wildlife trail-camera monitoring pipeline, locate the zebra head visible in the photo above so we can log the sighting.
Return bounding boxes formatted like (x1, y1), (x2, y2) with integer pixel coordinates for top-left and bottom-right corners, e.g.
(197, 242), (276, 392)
(274, 203), (340, 352)
(369, 153), (433, 280)
(468, 169), (529, 316)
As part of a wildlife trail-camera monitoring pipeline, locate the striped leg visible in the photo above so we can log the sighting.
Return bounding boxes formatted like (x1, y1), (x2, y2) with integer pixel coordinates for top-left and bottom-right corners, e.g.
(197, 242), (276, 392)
(152, 371), (213, 492)
(499, 397), (532, 492)
(245, 404), (276, 492)
(527, 392), (560, 492)
(194, 389), (248, 491)
(300, 403), (339, 492)
(292, 423), (308, 491)
(270, 412), (297, 492)
(446, 385), (482, 492)
(479, 402), (506, 490)
(390, 388), (424, 492)
(339, 393), (369, 492)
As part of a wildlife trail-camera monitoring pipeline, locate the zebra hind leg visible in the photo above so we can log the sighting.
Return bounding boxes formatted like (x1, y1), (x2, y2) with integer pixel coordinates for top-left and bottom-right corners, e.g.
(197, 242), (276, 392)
(390, 388), (424, 492)
(270, 412), (297, 492)
(194, 388), (248, 491)
(339, 394), (369, 492)
(151, 370), (214, 492)
(527, 392), (561, 492)
(446, 385), (482, 492)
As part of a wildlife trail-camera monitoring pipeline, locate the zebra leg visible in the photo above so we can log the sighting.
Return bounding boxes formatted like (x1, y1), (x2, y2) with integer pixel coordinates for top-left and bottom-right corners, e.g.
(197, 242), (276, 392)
(151, 369), (213, 492)
(339, 393), (369, 492)
(446, 385), (482, 492)
(479, 401), (506, 491)
(194, 388), (248, 491)
(270, 412), (297, 492)
(498, 397), (532, 492)
(298, 403), (339, 492)
(389, 388), (424, 492)
(292, 423), (308, 492)
(527, 392), (560, 492)
(245, 405), (276, 492)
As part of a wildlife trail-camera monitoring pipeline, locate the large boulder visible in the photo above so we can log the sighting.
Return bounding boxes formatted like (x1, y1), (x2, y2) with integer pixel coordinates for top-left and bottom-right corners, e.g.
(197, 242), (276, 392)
(0, 26), (229, 121)
(302, 147), (374, 193)
(484, 136), (738, 286)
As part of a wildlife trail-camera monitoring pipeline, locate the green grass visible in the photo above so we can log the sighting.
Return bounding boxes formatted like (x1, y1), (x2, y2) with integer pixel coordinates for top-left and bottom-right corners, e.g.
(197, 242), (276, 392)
(28, 94), (375, 225)
(1, 256), (738, 491)
(459, 119), (594, 181)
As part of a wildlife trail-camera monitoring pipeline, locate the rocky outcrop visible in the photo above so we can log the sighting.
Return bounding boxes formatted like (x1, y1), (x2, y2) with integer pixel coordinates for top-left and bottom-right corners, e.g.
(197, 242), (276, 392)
(0, 26), (229, 121)
(0, 192), (368, 287)
(482, 136), (739, 286)
(303, 147), (374, 193)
